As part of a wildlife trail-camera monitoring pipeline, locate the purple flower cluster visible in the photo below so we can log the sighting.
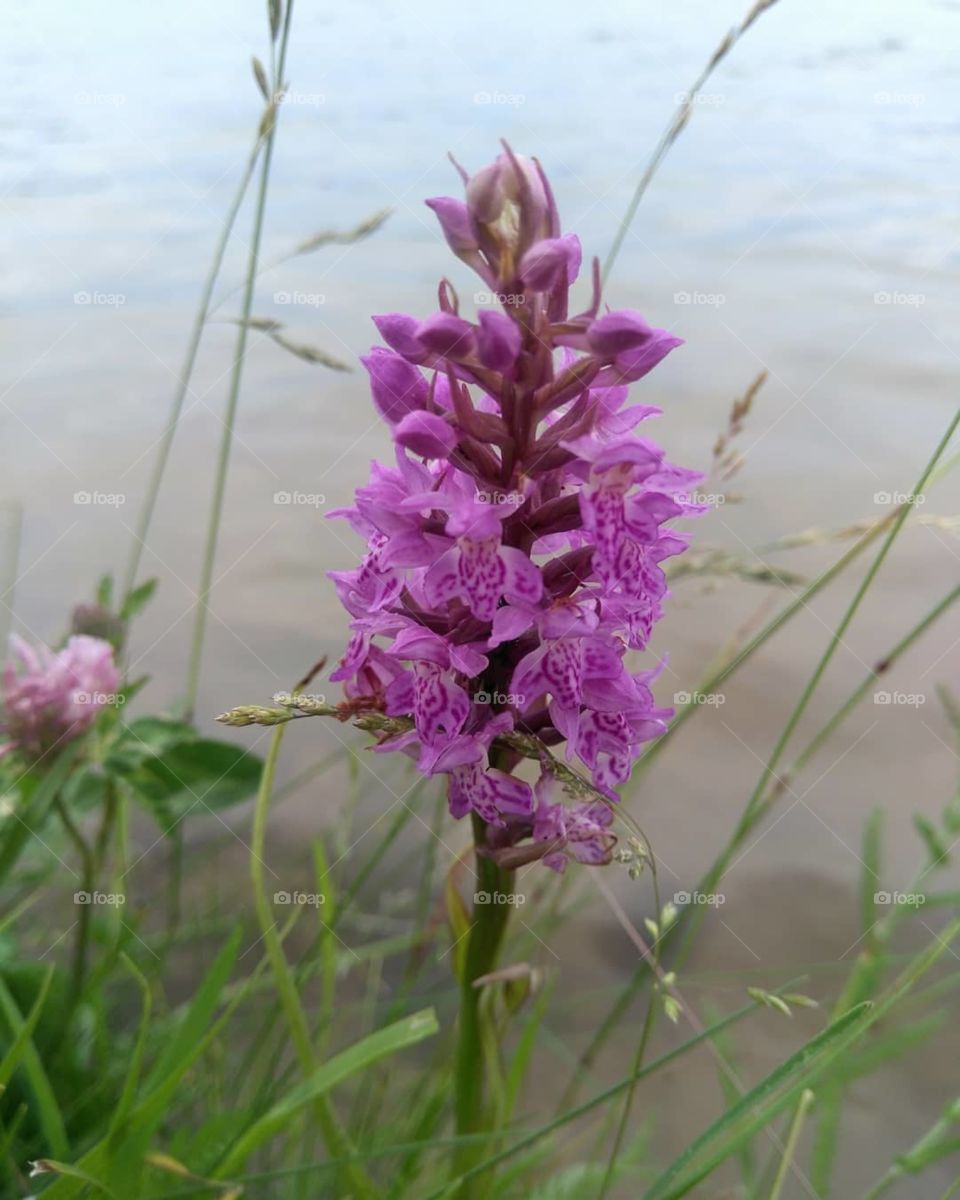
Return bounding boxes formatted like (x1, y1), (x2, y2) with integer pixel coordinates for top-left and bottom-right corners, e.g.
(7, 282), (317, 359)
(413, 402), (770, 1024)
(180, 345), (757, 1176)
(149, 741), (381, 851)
(0, 635), (120, 761)
(329, 146), (701, 871)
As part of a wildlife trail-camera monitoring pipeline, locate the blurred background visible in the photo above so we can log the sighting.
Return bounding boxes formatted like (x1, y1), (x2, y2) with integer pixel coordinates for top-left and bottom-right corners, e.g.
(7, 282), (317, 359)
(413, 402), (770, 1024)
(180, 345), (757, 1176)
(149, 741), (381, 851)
(3, 0), (960, 1192)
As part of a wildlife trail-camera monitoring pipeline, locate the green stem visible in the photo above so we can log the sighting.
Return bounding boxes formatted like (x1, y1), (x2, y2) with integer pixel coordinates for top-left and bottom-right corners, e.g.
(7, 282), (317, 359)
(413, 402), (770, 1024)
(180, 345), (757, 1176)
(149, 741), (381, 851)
(636, 508), (898, 780)
(121, 138), (262, 601)
(453, 813), (515, 1199)
(251, 725), (380, 1200)
(768, 1089), (815, 1200)
(568, 447), (960, 1108)
(182, 4), (295, 719)
(55, 797), (95, 1001)
(601, 0), (780, 288)
(596, 989), (657, 1199)
(678, 404), (960, 960)
(788, 581), (960, 780)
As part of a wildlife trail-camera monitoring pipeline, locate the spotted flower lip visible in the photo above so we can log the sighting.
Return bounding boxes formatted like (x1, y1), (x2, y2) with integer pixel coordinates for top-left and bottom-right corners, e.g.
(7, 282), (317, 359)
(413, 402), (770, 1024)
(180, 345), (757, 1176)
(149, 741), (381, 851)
(329, 143), (703, 870)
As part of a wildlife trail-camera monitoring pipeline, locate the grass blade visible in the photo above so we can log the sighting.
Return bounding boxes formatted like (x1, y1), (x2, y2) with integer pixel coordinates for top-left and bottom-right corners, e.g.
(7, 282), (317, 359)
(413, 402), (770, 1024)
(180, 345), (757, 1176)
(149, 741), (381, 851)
(215, 1008), (439, 1178)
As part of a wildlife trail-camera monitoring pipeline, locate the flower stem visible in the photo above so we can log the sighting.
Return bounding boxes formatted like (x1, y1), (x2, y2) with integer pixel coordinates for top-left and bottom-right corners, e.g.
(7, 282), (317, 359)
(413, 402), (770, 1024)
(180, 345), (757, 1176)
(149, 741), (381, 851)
(768, 1089), (815, 1200)
(251, 725), (380, 1200)
(121, 138), (262, 603)
(58, 781), (119, 1002)
(182, 1), (294, 720)
(55, 796), (95, 1001)
(453, 813), (514, 1198)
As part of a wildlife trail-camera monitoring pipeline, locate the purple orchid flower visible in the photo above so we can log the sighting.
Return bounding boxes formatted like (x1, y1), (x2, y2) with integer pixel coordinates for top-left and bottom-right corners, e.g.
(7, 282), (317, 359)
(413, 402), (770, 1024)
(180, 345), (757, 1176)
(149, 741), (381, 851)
(328, 144), (702, 870)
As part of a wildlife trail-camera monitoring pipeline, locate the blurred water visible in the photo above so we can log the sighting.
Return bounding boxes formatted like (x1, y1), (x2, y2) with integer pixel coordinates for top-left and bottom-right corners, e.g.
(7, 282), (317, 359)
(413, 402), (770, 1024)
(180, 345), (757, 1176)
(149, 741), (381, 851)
(3, 1), (960, 1192)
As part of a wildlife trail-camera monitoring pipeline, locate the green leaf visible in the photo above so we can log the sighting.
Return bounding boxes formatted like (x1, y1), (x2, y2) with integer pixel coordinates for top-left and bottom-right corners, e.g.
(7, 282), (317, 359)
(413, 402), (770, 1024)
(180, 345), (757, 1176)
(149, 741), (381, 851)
(119, 578), (157, 621)
(426, 1001), (764, 1200)
(0, 742), (81, 885)
(859, 808), (884, 945)
(105, 716), (196, 772)
(642, 1004), (873, 1200)
(0, 976), (69, 1158)
(30, 1160), (117, 1197)
(60, 763), (109, 814)
(143, 927), (242, 1101)
(95, 575), (114, 610)
(215, 1008), (439, 1177)
(117, 737), (263, 833)
(913, 814), (950, 869)
(106, 956), (152, 1143)
(39, 932), (259, 1200)
(0, 963), (54, 1092)
(645, 918), (960, 1200)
